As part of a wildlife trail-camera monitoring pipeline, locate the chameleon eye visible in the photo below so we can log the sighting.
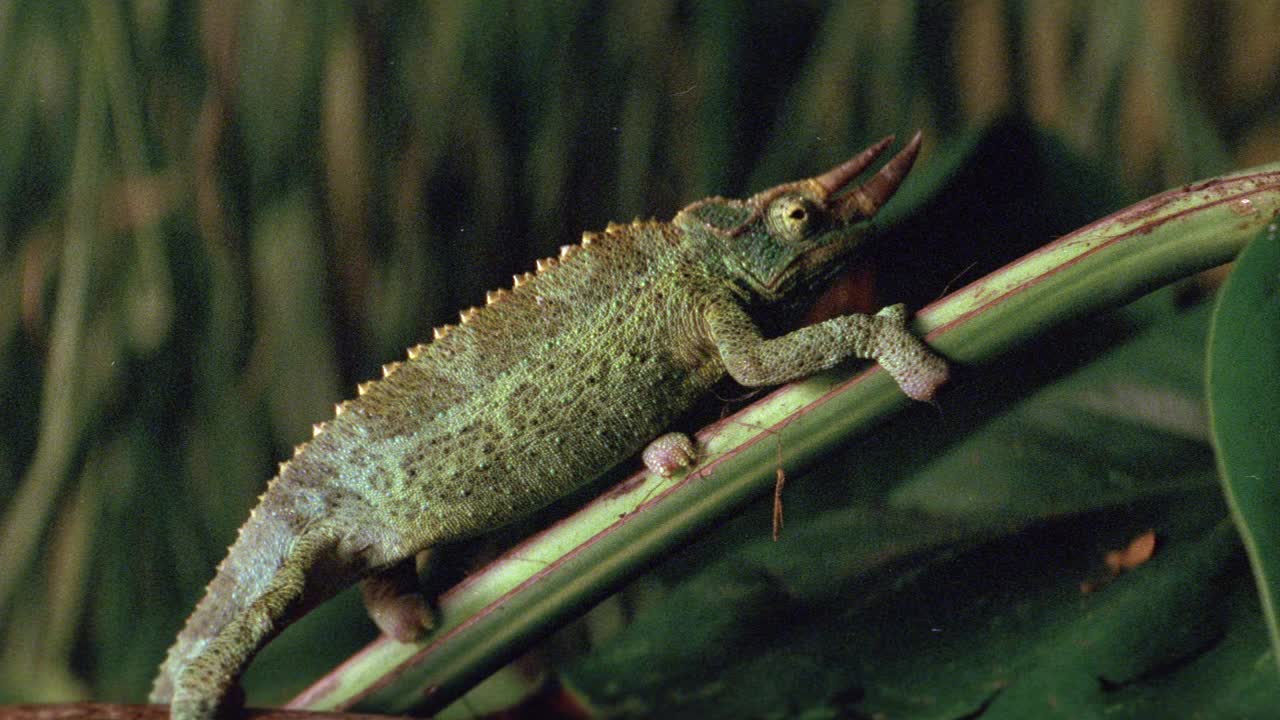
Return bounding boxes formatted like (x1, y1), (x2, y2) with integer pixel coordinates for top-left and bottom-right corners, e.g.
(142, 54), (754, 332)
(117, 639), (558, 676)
(769, 196), (818, 238)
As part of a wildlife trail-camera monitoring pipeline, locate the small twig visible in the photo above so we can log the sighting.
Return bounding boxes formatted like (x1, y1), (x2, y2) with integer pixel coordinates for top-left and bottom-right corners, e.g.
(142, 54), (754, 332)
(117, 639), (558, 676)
(771, 436), (786, 541)
(771, 466), (786, 542)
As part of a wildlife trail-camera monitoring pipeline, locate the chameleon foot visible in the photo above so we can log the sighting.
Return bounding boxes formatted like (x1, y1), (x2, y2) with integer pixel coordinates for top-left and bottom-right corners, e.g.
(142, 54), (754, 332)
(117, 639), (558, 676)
(874, 302), (909, 323)
(873, 304), (949, 402)
(361, 557), (435, 643)
(642, 432), (698, 477)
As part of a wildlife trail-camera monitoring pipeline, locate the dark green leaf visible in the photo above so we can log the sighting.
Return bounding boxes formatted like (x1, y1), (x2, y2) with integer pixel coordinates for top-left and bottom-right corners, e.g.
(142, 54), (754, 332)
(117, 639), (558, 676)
(1208, 220), (1280, 671)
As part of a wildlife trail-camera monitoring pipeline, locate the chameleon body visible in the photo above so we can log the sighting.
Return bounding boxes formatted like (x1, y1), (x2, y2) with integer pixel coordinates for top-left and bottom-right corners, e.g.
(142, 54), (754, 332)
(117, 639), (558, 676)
(151, 134), (948, 719)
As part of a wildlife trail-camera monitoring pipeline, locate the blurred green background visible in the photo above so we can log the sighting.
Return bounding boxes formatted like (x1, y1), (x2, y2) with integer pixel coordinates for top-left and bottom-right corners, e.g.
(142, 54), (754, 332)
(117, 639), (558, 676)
(1, 0), (1278, 714)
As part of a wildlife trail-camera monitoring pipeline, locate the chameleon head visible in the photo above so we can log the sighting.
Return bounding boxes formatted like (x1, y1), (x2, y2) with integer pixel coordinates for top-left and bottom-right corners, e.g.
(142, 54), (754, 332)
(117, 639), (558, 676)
(674, 132), (922, 301)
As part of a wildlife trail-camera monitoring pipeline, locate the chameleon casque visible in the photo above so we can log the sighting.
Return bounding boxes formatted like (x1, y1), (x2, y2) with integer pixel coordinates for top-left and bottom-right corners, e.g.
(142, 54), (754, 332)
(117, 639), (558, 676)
(151, 133), (949, 718)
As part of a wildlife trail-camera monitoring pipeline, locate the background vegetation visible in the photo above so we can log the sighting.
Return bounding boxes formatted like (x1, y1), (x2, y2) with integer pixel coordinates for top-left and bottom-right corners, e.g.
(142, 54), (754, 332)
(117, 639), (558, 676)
(1, 1), (1278, 717)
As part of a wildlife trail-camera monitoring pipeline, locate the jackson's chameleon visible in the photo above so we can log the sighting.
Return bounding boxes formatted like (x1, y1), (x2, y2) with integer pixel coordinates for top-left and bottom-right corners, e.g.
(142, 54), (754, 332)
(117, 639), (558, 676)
(151, 133), (948, 719)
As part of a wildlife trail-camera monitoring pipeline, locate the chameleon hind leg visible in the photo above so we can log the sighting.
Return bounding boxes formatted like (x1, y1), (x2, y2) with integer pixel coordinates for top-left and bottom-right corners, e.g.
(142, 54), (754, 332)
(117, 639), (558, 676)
(360, 550), (435, 643)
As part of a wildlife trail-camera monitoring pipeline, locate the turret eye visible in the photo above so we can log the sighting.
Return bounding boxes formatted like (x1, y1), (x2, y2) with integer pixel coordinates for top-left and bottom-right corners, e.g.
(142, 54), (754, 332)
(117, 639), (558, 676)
(770, 196), (818, 238)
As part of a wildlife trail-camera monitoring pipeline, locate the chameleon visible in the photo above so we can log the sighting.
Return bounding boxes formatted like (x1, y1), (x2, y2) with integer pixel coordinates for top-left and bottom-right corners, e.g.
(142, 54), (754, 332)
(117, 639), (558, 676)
(150, 133), (949, 719)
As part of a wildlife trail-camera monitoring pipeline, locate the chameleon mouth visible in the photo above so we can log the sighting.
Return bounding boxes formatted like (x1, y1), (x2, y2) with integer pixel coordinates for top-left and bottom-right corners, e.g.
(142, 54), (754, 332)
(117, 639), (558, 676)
(815, 131), (923, 222)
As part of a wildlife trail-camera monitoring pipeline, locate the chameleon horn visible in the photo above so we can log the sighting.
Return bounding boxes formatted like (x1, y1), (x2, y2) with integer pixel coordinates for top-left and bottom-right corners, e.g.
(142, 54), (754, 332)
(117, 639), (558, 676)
(814, 135), (895, 195)
(836, 131), (923, 220)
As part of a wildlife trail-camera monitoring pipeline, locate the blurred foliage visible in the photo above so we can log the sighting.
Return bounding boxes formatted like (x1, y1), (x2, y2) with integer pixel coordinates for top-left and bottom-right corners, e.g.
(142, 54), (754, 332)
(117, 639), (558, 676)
(0, 0), (1277, 714)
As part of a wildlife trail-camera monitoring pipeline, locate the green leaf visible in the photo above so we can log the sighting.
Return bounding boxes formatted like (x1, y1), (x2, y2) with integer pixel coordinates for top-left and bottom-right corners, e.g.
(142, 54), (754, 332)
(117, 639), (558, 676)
(563, 495), (1267, 719)
(1208, 219), (1280, 670)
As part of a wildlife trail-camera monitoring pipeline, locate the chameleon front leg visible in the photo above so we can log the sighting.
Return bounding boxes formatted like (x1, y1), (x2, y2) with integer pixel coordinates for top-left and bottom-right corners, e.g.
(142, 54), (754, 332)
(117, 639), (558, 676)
(705, 299), (948, 401)
(642, 432), (698, 477)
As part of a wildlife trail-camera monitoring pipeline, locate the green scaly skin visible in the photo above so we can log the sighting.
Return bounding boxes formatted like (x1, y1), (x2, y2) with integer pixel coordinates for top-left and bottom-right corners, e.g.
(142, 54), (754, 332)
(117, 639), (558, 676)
(151, 134), (948, 719)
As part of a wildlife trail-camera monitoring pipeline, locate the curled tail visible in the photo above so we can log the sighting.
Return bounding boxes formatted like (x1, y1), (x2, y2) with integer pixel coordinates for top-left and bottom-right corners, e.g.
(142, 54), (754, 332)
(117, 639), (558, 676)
(150, 489), (350, 719)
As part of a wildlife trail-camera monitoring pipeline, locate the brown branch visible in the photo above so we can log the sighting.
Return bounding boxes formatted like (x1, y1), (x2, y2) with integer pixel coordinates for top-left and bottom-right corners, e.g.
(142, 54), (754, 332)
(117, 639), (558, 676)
(0, 704), (409, 720)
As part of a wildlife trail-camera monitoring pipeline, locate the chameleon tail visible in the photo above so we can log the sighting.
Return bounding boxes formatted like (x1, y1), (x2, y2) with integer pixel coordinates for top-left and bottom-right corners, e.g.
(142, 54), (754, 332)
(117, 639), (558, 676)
(150, 488), (347, 719)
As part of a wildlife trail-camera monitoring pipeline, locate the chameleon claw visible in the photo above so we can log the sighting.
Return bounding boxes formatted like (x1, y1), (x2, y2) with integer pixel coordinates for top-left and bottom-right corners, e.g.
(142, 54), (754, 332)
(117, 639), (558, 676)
(874, 303), (908, 323)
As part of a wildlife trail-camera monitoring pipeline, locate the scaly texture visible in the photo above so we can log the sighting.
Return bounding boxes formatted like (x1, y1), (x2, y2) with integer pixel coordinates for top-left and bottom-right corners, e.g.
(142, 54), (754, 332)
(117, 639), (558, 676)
(151, 133), (948, 719)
